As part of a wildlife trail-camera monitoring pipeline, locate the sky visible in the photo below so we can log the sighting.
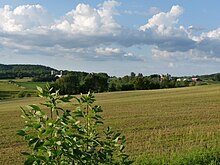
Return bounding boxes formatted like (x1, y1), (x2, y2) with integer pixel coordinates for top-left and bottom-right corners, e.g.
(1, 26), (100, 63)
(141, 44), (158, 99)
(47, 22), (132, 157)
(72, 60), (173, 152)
(1, 1), (220, 76)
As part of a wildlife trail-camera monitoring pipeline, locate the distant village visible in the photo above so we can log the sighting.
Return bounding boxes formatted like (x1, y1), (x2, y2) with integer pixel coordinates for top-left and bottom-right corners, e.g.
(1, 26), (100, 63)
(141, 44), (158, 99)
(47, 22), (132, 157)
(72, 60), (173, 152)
(160, 73), (202, 82)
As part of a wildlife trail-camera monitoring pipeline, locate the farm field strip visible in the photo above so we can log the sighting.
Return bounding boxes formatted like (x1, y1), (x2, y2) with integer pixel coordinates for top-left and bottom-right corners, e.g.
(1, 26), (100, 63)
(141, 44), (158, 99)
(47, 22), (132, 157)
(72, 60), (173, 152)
(0, 80), (46, 100)
(0, 81), (21, 91)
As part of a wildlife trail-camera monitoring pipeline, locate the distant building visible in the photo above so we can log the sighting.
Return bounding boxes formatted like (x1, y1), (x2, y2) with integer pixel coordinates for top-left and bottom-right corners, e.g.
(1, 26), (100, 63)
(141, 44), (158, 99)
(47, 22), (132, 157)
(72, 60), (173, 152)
(51, 70), (63, 78)
(177, 78), (191, 82)
(183, 78), (189, 82)
(192, 77), (201, 82)
(51, 70), (55, 76)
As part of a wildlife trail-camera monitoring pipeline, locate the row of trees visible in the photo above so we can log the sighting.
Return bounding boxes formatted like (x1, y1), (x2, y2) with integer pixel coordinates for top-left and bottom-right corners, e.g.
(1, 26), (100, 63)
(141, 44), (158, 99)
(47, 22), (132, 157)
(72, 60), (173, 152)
(0, 64), (202, 94)
(109, 73), (192, 91)
(51, 72), (191, 95)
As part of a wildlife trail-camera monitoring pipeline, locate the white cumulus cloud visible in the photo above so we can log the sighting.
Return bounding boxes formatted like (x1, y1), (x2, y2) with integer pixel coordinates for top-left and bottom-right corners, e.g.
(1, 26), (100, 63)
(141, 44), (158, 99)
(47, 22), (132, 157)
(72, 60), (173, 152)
(94, 47), (143, 61)
(51, 0), (120, 35)
(0, 4), (51, 32)
(139, 5), (183, 32)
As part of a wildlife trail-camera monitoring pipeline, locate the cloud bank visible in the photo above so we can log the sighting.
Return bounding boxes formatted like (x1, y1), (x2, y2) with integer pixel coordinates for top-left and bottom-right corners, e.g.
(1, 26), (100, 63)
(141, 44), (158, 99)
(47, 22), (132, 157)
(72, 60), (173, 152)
(0, 1), (220, 63)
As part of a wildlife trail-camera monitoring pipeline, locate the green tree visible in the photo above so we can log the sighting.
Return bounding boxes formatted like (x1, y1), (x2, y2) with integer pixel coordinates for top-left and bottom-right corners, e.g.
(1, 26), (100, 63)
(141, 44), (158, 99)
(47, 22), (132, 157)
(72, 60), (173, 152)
(149, 77), (160, 89)
(130, 72), (136, 82)
(82, 73), (109, 93)
(108, 81), (117, 91)
(55, 73), (80, 94)
(214, 73), (220, 81)
(133, 73), (144, 90)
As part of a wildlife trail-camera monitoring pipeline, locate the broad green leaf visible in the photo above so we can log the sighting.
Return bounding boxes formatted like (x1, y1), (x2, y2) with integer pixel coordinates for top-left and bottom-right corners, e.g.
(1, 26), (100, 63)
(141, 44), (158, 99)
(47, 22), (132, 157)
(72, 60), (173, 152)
(28, 138), (39, 146)
(29, 104), (41, 111)
(36, 86), (43, 93)
(33, 140), (44, 150)
(24, 156), (35, 165)
(33, 123), (41, 129)
(16, 130), (26, 136)
(21, 152), (30, 156)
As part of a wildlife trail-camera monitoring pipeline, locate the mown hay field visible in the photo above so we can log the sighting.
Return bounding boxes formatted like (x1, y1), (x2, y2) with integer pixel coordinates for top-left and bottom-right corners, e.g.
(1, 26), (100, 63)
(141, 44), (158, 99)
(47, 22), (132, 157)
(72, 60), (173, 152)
(1, 85), (220, 164)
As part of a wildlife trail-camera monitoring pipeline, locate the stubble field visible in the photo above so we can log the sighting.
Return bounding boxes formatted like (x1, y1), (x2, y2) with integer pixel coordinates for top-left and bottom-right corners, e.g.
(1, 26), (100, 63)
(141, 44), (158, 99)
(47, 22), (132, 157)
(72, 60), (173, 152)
(1, 84), (220, 164)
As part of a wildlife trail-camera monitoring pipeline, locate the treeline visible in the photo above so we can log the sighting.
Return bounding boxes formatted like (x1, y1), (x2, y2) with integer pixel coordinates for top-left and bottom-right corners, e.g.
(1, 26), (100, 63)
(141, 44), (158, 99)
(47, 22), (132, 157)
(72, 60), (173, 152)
(51, 72), (192, 95)
(0, 64), (209, 95)
(0, 64), (56, 81)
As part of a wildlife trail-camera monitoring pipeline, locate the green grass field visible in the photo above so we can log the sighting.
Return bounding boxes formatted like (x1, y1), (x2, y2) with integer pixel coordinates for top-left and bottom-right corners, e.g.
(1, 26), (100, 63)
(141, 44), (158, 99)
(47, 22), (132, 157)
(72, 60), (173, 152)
(1, 85), (220, 164)
(15, 82), (46, 90)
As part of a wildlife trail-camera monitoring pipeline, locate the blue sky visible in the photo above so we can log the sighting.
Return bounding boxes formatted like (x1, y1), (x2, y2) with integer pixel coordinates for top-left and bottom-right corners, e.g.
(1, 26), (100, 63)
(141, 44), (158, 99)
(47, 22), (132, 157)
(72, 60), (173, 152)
(1, 0), (220, 76)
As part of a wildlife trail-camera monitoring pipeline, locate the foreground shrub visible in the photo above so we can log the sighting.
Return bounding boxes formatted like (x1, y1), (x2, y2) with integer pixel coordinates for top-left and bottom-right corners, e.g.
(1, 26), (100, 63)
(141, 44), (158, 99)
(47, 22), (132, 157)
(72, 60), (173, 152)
(17, 84), (132, 164)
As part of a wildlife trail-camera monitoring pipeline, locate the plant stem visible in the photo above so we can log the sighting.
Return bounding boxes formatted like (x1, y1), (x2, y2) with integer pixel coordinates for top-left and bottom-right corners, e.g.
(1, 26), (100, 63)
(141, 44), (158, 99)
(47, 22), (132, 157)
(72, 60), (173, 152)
(86, 104), (89, 150)
(51, 109), (53, 120)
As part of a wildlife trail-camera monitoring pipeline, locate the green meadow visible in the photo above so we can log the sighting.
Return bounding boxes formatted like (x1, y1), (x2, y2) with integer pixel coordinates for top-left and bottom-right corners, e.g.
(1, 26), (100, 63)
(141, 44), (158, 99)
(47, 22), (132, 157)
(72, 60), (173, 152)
(1, 84), (220, 164)
(15, 82), (46, 90)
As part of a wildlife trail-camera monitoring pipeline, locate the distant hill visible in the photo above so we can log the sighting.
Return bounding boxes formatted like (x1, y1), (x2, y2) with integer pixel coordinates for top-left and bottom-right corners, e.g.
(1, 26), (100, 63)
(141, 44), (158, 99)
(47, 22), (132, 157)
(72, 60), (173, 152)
(197, 73), (220, 81)
(0, 64), (57, 80)
(1, 63), (220, 83)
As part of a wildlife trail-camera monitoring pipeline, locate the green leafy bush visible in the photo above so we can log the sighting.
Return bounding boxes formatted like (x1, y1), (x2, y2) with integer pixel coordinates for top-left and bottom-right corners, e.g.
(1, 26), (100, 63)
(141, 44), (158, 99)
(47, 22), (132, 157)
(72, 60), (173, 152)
(17, 84), (132, 164)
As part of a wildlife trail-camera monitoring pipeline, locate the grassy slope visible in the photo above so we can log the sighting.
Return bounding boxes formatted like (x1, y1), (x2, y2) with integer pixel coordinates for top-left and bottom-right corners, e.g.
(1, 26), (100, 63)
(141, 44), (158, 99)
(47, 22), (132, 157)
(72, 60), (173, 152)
(0, 80), (46, 99)
(1, 85), (220, 164)
(0, 81), (21, 91)
(0, 81), (21, 99)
